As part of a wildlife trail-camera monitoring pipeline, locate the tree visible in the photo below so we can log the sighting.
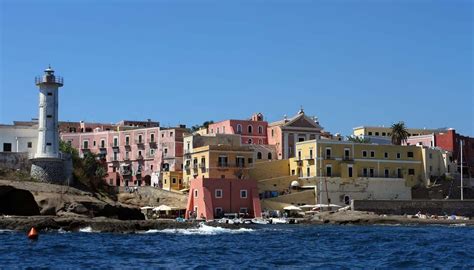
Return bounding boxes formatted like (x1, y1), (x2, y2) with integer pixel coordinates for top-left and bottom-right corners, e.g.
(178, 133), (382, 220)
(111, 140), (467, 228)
(346, 136), (371, 143)
(190, 120), (214, 132)
(391, 121), (410, 145)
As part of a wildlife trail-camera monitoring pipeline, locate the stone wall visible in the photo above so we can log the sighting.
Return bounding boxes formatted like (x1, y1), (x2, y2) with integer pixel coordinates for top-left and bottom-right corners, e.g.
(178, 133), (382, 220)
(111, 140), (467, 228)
(30, 156), (73, 185)
(352, 199), (474, 217)
(0, 152), (31, 171)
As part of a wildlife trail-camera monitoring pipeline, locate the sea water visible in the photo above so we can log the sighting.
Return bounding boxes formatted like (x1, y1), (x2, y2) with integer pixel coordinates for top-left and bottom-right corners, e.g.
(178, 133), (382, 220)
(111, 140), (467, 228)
(0, 224), (473, 269)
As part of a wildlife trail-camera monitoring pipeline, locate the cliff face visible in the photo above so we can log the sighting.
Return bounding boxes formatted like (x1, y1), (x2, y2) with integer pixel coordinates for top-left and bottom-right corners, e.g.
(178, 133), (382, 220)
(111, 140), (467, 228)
(0, 180), (144, 220)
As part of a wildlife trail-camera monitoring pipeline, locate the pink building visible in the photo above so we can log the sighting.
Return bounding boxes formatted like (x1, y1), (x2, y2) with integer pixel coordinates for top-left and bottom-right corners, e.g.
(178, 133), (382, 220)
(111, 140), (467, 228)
(185, 176), (262, 220)
(267, 108), (323, 159)
(61, 124), (188, 187)
(208, 113), (268, 145)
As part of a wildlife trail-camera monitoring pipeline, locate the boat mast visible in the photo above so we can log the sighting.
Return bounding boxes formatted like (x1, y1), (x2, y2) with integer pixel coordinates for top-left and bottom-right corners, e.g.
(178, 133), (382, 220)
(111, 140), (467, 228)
(460, 139), (463, 201)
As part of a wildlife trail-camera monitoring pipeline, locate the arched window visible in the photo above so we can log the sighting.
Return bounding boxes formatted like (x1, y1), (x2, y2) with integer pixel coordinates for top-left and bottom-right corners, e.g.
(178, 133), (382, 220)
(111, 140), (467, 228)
(236, 124), (242, 134)
(268, 153), (272, 159)
(344, 195), (351, 205)
(248, 138), (252, 144)
(248, 125), (253, 134)
(258, 126), (263, 134)
(257, 152), (262, 159)
(271, 129), (274, 137)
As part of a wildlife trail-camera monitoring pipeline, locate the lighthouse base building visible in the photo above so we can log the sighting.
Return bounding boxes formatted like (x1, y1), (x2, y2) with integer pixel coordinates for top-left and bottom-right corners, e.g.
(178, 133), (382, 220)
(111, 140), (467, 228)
(30, 156), (73, 185)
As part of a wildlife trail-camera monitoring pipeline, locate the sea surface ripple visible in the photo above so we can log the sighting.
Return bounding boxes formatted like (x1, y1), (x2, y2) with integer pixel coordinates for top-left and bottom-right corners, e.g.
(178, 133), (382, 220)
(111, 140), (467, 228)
(0, 224), (473, 269)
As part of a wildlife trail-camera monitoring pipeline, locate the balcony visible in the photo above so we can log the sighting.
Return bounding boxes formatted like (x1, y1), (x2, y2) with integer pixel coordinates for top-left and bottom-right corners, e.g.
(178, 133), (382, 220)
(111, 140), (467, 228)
(148, 139), (157, 148)
(124, 142), (131, 149)
(296, 160), (303, 167)
(110, 142), (120, 148)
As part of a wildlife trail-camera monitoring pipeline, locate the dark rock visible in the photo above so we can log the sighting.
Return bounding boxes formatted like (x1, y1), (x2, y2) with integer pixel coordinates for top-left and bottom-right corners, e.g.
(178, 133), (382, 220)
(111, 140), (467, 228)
(0, 186), (40, 216)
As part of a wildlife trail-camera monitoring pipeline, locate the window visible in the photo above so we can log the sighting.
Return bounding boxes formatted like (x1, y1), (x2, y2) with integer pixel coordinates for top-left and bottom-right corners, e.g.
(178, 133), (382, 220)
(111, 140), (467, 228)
(47, 115), (52, 118)
(215, 207), (223, 216)
(93, 141), (96, 146)
(113, 152), (118, 161)
(216, 127), (220, 134)
(218, 156), (228, 167)
(258, 126), (263, 134)
(326, 165), (332, 177)
(291, 169), (295, 175)
(194, 189), (198, 198)
(408, 169), (415, 175)
(298, 137), (305, 142)
(375, 132), (379, 136)
(397, 168), (402, 178)
(172, 178), (177, 184)
(396, 153), (401, 159)
(248, 139), (253, 144)
(298, 150), (302, 160)
(47, 92), (53, 96)
(344, 195), (351, 205)
(268, 153), (272, 159)
(362, 151), (367, 157)
(223, 127), (225, 134)
(369, 168), (374, 177)
(240, 190), (248, 198)
(83, 140), (89, 149)
(382, 132), (386, 136)
(257, 152), (262, 160)
(326, 148), (331, 159)
(384, 152), (388, 158)
(370, 151), (375, 158)
(368, 132), (373, 136)
(429, 153), (433, 159)
(46, 143), (52, 146)
(138, 134), (143, 143)
(215, 189), (223, 198)
(125, 136), (130, 145)
(271, 129), (274, 137)
(384, 169), (389, 178)
(307, 167), (310, 177)
(150, 149), (155, 156)
(240, 208), (248, 214)
(125, 152), (130, 160)
(248, 158), (253, 164)
(164, 148), (168, 155)
(407, 151), (414, 158)
(100, 140), (105, 148)
(247, 125), (253, 134)
(344, 149), (350, 159)
(236, 157), (245, 168)
(363, 168), (368, 177)
(348, 166), (353, 177)
(236, 124), (242, 134)
(170, 132), (173, 137)
(3, 143), (12, 152)
(27, 142), (32, 148)
(150, 133), (155, 142)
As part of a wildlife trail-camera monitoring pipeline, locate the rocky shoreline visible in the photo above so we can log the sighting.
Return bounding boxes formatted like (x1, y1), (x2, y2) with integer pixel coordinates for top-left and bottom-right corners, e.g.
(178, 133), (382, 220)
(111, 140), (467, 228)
(1, 211), (472, 234)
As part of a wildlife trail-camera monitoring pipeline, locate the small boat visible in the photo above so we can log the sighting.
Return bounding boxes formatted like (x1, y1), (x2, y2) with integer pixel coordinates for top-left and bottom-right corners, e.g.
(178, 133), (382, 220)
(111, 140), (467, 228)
(270, 218), (288, 224)
(251, 218), (269, 225)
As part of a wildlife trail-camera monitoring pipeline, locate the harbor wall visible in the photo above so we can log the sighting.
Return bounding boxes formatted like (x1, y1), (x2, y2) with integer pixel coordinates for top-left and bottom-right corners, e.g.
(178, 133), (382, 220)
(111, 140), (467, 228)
(352, 199), (474, 217)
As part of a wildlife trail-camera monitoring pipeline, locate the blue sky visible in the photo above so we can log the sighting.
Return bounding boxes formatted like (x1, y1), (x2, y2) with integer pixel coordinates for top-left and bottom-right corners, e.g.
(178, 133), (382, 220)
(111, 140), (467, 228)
(1, 0), (473, 136)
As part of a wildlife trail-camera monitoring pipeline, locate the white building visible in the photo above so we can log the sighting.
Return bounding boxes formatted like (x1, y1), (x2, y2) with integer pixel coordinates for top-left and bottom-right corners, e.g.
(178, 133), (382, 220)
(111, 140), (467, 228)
(0, 124), (38, 154)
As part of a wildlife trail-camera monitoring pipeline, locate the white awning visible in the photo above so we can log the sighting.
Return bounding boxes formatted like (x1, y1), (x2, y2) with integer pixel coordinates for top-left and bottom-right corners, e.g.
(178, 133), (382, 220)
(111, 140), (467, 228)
(283, 205), (302, 211)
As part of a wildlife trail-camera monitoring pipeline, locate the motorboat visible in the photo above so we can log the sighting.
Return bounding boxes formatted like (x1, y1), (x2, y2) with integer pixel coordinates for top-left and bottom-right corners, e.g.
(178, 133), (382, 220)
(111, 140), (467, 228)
(251, 218), (269, 225)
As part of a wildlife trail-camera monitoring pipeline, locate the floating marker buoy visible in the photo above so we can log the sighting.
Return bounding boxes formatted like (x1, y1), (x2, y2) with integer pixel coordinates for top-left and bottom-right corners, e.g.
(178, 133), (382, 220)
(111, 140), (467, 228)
(27, 227), (38, 240)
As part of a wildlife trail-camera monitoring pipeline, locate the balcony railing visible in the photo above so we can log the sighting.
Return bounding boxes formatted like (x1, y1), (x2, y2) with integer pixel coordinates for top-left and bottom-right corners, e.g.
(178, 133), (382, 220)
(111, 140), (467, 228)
(135, 138), (144, 145)
(35, 76), (63, 85)
(110, 142), (119, 148)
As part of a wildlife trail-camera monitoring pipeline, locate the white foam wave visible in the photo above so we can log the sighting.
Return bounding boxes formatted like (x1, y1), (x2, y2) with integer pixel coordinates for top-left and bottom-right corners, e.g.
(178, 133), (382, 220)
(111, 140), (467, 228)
(0, 229), (14, 233)
(143, 224), (255, 235)
(79, 226), (96, 233)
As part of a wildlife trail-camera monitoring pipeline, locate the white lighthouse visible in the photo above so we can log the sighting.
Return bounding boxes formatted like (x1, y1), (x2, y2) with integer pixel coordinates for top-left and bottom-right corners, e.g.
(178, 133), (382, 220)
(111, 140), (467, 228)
(34, 66), (63, 159)
(30, 66), (71, 184)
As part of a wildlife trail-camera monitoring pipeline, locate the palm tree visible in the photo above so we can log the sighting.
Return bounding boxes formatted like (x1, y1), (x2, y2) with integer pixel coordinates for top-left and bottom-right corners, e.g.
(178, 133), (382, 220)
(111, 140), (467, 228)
(391, 121), (410, 145)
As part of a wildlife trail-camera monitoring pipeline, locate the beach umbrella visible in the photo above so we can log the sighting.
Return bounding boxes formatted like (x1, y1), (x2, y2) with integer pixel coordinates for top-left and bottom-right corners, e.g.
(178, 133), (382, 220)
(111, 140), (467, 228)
(154, 205), (172, 211)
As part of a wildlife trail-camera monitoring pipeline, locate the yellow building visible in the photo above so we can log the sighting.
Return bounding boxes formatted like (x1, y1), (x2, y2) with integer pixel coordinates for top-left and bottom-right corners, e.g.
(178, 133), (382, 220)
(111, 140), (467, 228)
(183, 144), (254, 183)
(290, 139), (425, 187)
(162, 171), (184, 191)
(353, 126), (442, 138)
